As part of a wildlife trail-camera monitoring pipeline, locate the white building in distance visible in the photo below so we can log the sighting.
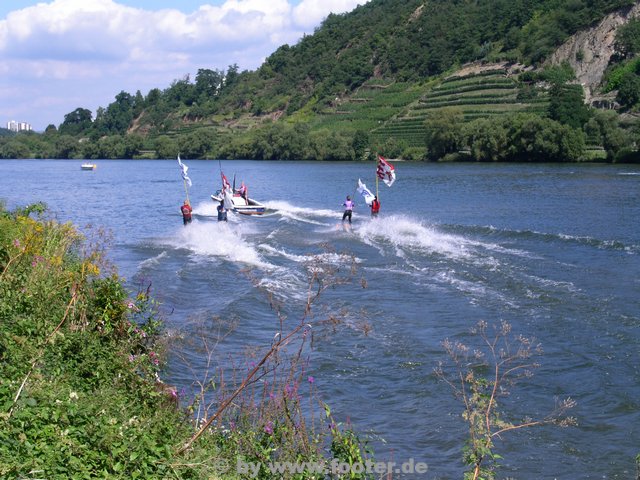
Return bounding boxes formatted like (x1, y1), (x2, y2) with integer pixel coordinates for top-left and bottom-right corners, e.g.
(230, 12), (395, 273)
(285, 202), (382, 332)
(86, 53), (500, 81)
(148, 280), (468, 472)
(7, 120), (32, 132)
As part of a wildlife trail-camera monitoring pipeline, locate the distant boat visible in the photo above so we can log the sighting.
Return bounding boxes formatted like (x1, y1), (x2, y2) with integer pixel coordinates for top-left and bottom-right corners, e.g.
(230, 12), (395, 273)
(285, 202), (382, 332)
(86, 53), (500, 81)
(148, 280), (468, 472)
(81, 163), (97, 170)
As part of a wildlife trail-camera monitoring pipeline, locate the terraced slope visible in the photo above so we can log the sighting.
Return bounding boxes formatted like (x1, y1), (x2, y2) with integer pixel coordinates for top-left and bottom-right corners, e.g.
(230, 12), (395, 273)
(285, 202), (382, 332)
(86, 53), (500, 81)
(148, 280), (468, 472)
(309, 80), (426, 133)
(373, 69), (550, 147)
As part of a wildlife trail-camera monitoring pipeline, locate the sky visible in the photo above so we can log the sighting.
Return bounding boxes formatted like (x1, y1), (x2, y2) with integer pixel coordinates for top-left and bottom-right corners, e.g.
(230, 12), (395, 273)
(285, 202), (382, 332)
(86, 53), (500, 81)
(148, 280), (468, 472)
(0, 0), (369, 131)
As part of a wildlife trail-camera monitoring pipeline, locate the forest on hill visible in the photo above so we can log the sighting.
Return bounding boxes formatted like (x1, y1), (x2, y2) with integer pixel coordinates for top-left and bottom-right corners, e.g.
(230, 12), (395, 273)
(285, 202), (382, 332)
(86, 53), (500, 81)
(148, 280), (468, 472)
(3, 0), (640, 162)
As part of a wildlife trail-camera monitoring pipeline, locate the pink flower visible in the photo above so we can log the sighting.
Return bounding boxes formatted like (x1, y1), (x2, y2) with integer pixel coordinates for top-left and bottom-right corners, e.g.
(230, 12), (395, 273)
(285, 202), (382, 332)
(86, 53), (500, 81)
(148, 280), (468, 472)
(127, 301), (139, 312)
(264, 421), (274, 435)
(307, 376), (315, 384)
(149, 351), (159, 366)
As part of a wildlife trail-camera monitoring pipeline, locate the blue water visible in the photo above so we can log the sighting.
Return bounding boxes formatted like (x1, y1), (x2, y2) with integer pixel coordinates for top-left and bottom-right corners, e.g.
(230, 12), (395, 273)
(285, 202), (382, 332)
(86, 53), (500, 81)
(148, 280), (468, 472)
(1, 159), (639, 479)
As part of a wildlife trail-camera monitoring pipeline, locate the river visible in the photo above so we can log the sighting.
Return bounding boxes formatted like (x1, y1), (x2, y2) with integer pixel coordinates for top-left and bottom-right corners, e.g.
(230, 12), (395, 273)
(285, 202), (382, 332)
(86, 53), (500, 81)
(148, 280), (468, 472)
(1, 159), (639, 478)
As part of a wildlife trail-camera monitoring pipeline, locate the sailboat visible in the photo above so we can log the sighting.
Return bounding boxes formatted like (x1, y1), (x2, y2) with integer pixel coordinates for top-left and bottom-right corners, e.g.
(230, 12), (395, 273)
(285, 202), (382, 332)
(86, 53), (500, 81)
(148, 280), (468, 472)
(211, 171), (266, 216)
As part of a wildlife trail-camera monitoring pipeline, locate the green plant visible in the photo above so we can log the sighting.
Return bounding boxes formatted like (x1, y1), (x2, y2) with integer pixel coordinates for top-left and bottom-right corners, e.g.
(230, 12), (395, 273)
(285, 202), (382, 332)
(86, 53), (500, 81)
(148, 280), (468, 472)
(326, 404), (373, 479)
(435, 321), (577, 480)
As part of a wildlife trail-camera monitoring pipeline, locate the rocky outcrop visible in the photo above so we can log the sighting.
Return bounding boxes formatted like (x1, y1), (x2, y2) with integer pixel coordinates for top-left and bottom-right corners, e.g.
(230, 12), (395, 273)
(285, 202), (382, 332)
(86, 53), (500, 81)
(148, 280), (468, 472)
(548, 2), (640, 104)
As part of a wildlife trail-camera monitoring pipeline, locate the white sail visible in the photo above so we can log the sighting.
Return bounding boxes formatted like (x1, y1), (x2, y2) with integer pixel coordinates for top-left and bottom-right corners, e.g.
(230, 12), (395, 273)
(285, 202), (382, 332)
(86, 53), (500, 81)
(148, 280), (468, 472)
(357, 179), (375, 205)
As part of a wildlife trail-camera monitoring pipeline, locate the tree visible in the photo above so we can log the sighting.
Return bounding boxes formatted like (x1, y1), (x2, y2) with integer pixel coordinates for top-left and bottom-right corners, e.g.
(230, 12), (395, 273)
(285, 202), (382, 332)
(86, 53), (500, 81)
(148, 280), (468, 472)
(0, 141), (30, 159)
(53, 135), (79, 159)
(424, 108), (465, 161)
(154, 136), (179, 159)
(352, 130), (370, 161)
(224, 64), (240, 91)
(584, 110), (631, 160)
(548, 84), (591, 129)
(615, 18), (640, 58)
(59, 108), (93, 136)
(464, 118), (509, 162)
(195, 68), (224, 98)
(616, 72), (640, 110)
(178, 129), (215, 159)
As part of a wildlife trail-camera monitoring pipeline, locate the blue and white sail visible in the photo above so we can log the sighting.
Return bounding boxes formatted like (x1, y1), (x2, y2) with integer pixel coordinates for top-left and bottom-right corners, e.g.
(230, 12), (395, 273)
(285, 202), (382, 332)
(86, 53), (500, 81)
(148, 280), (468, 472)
(357, 178), (375, 205)
(177, 155), (192, 187)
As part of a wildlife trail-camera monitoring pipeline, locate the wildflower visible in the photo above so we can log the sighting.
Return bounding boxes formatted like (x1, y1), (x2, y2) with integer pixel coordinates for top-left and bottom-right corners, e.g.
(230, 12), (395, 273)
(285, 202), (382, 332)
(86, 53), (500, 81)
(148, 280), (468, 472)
(308, 376), (315, 384)
(69, 391), (79, 400)
(264, 421), (274, 435)
(149, 351), (159, 366)
(127, 301), (139, 311)
(284, 383), (298, 400)
(12, 239), (21, 248)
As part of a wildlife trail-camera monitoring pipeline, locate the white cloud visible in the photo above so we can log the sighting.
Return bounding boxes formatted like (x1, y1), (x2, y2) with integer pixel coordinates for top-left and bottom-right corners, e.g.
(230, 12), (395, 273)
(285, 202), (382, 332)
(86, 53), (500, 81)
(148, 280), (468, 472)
(0, 0), (369, 130)
(293, 0), (364, 28)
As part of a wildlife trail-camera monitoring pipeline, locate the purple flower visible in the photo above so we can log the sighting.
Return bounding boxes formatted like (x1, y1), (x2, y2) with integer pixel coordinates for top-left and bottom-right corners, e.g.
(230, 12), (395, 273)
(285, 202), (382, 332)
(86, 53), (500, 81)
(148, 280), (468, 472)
(284, 384), (294, 398)
(13, 239), (21, 248)
(307, 376), (315, 384)
(264, 421), (274, 435)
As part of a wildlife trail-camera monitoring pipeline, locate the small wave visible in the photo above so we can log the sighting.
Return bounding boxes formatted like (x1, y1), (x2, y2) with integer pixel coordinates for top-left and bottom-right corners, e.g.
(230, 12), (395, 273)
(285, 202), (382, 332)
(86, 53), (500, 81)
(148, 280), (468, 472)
(162, 221), (274, 269)
(137, 250), (168, 270)
(259, 243), (362, 265)
(265, 200), (339, 225)
(190, 199), (218, 218)
(460, 224), (639, 254)
(354, 215), (472, 259)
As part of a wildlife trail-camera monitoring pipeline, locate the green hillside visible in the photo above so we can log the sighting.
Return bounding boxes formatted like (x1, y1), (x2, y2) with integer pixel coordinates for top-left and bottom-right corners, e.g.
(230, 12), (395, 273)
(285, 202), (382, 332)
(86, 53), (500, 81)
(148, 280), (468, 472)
(2, 0), (640, 162)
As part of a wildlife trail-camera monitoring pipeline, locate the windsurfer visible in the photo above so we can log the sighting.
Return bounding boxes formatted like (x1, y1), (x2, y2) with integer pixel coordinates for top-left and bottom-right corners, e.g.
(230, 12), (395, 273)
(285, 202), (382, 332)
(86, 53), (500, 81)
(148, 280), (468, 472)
(180, 200), (192, 226)
(342, 196), (354, 224)
(217, 200), (228, 222)
(371, 196), (380, 217)
(238, 182), (248, 204)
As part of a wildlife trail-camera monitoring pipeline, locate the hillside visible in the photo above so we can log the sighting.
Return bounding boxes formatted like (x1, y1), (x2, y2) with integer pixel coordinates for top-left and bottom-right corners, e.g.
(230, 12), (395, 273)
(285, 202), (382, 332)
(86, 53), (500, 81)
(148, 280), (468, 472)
(3, 0), (640, 162)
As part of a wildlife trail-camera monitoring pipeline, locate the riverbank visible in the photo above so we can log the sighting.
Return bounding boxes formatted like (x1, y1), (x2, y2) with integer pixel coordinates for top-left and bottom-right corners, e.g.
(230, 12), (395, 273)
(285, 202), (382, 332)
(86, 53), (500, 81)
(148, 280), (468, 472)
(0, 203), (370, 478)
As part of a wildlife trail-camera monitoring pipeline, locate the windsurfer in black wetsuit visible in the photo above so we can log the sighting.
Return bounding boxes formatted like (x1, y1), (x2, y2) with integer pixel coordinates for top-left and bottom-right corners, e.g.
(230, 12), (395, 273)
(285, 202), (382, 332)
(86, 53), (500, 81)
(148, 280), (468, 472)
(217, 200), (228, 222)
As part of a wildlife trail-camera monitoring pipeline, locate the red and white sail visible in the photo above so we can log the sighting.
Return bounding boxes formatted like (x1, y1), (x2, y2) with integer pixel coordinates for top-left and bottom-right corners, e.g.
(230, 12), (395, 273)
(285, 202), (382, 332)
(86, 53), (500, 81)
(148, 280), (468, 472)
(376, 155), (396, 187)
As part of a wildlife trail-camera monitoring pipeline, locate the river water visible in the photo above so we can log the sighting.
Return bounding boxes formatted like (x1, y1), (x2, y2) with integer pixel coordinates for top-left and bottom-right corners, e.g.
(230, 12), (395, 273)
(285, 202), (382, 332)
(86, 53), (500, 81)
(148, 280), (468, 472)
(1, 159), (639, 479)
